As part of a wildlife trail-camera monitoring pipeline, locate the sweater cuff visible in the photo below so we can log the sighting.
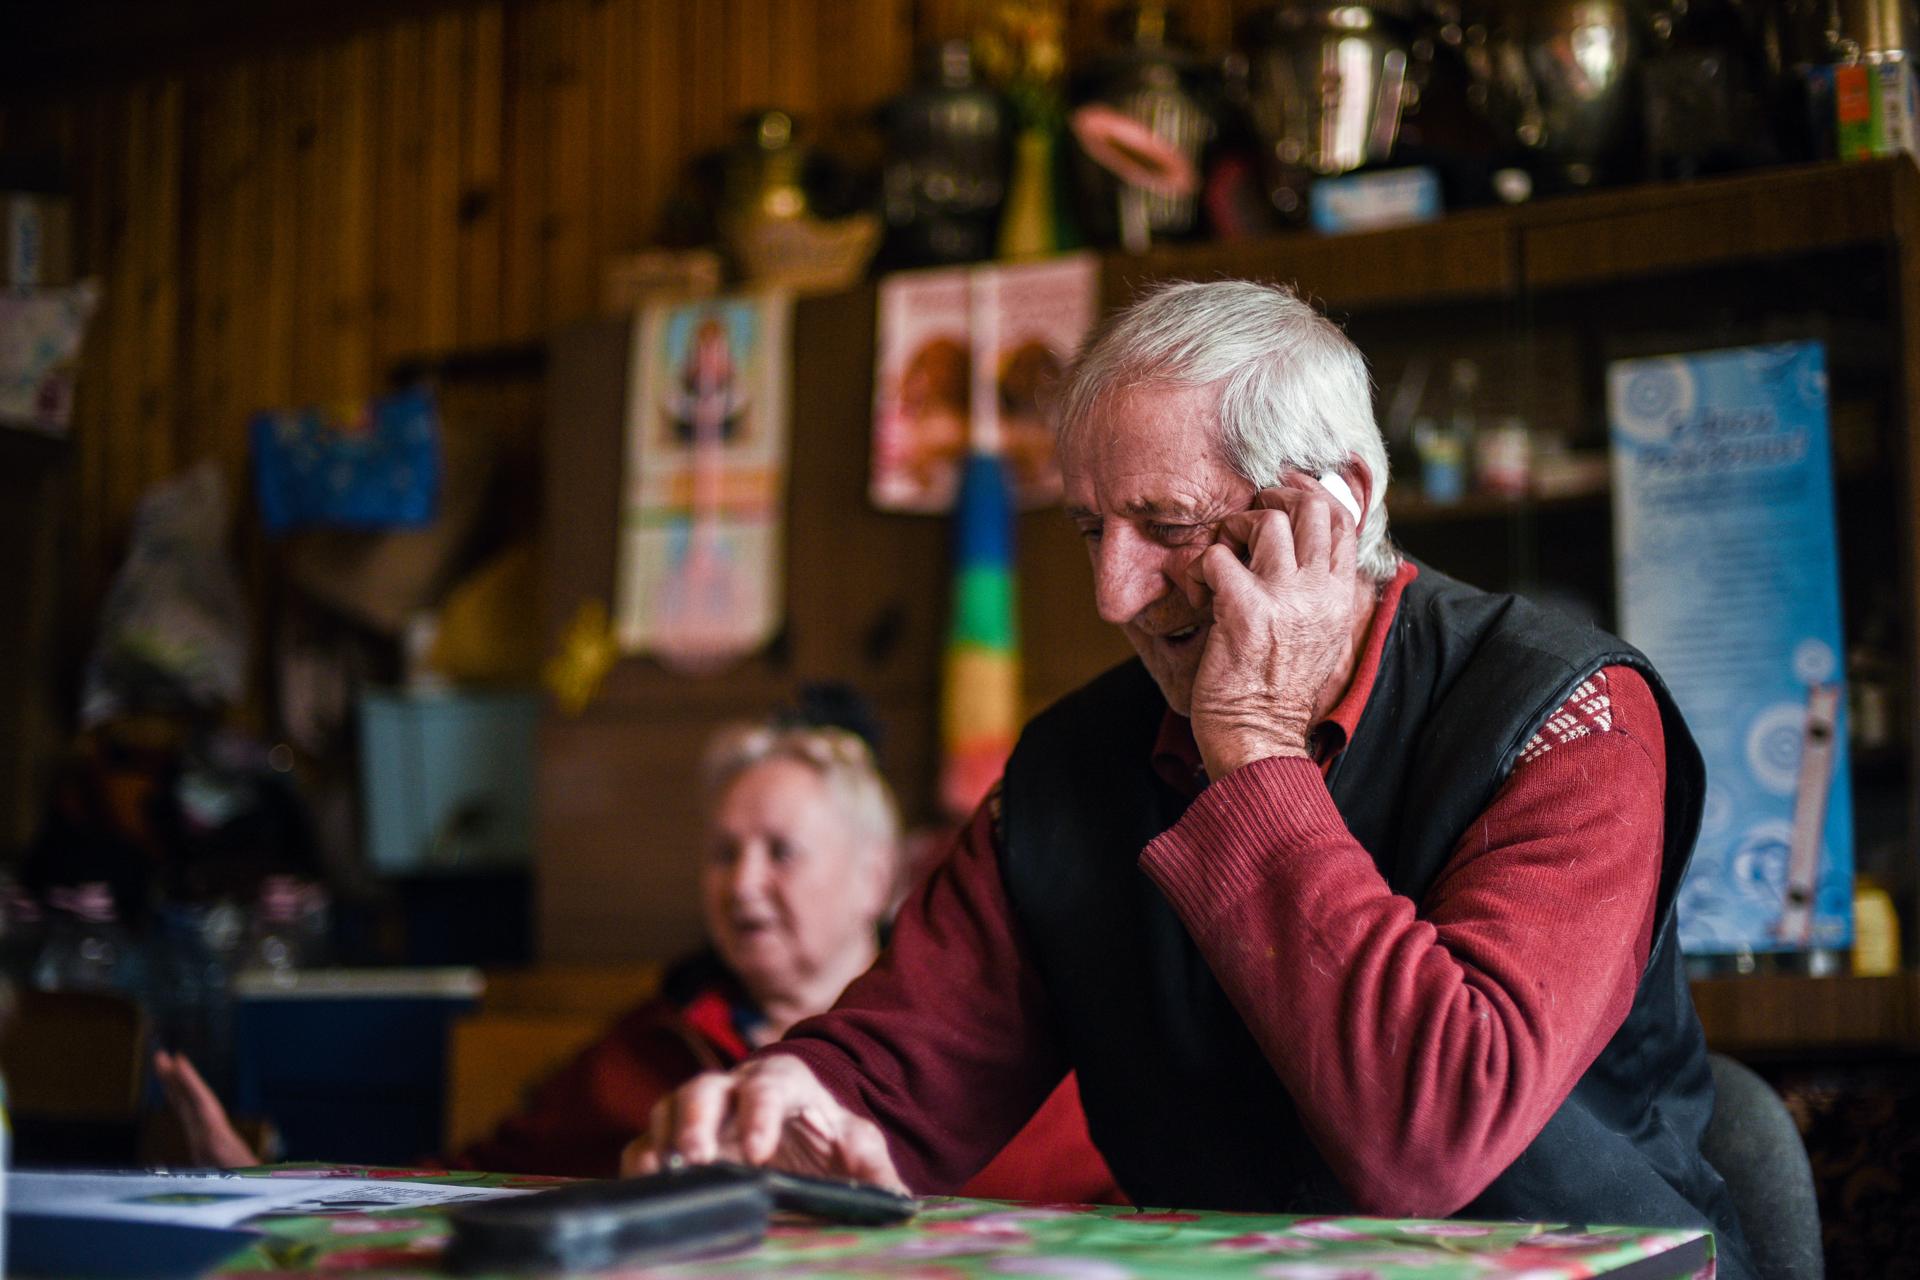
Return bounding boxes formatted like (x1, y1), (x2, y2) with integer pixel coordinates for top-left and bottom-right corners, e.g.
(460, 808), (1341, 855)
(1141, 755), (1348, 926)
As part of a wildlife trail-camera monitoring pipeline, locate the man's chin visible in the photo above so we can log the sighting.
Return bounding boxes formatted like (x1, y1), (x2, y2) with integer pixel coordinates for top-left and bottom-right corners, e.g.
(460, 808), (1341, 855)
(1127, 637), (1198, 715)
(1154, 675), (1194, 717)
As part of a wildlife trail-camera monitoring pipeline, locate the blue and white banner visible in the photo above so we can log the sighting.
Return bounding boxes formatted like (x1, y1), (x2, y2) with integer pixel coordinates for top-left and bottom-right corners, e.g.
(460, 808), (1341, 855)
(1610, 342), (1854, 956)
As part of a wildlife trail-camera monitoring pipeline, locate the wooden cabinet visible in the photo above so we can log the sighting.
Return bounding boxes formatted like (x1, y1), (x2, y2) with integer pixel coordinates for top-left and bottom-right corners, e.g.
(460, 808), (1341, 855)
(539, 158), (1920, 974)
(1691, 972), (1920, 1058)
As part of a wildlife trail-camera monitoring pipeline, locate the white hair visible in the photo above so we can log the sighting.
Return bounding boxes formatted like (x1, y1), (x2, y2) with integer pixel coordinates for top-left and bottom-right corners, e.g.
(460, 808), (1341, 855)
(1056, 279), (1398, 581)
(701, 722), (902, 882)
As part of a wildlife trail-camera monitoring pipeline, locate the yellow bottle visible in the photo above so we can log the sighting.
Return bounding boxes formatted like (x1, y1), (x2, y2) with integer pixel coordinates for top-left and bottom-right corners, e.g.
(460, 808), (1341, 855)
(1852, 876), (1902, 976)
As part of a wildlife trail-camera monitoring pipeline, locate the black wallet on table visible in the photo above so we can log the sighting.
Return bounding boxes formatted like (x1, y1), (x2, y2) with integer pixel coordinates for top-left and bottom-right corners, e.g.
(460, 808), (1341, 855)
(441, 1161), (914, 1274)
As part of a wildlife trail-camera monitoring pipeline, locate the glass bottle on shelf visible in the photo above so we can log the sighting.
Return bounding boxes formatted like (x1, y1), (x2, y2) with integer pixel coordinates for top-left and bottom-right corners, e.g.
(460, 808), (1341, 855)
(1413, 416), (1467, 503)
(152, 897), (246, 1095)
(1846, 593), (1904, 758)
(244, 875), (331, 983)
(1447, 357), (1482, 490)
(32, 882), (140, 995)
(0, 878), (45, 988)
(1413, 358), (1483, 505)
(878, 40), (1012, 268)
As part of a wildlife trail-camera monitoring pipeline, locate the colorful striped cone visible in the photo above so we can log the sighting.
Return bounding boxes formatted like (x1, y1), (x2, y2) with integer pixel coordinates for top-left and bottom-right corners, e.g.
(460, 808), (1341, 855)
(941, 451), (1021, 820)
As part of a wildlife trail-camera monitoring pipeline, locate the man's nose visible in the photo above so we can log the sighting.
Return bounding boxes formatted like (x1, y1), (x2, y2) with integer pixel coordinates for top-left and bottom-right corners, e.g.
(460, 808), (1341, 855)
(1091, 526), (1172, 625)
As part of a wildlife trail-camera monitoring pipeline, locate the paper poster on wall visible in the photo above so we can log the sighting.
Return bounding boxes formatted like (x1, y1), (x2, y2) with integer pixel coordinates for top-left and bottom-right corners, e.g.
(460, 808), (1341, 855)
(1609, 341), (1854, 957)
(871, 267), (970, 513)
(614, 293), (792, 672)
(870, 254), (1097, 513)
(0, 279), (98, 431)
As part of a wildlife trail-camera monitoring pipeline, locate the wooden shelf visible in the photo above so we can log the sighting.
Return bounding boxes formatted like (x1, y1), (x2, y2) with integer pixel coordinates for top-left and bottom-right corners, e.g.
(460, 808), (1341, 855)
(1107, 157), (1920, 314)
(1690, 972), (1920, 1058)
(1387, 488), (1610, 525)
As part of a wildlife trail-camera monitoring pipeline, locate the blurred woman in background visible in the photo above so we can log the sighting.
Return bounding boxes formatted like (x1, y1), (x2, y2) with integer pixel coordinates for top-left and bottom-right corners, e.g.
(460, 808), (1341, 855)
(157, 708), (1118, 1201)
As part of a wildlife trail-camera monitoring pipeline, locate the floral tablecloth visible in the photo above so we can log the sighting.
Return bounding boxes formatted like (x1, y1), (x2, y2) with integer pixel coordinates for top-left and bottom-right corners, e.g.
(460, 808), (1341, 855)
(215, 1166), (1714, 1280)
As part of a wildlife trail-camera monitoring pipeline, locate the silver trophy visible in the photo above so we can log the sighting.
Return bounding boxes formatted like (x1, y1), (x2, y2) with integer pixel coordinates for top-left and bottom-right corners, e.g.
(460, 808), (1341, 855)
(1830, 0), (1917, 61)
(1238, 3), (1423, 215)
(1440, 0), (1643, 188)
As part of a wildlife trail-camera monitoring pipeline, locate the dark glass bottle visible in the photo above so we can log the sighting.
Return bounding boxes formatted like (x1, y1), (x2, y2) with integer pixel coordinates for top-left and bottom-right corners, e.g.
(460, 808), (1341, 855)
(878, 41), (1014, 269)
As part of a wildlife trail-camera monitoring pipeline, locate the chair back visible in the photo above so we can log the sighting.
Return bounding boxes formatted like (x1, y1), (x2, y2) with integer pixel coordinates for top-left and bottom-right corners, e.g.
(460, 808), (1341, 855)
(443, 1012), (607, 1154)
(442, 964), (663, 1154)
(1701, 1052), (1824, 1280)
(1, 989), (147, 1122)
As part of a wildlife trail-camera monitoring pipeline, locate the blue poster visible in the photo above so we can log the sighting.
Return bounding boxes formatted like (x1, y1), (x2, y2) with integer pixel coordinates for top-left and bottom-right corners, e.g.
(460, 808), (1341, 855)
(1609, 342), (1853, 956)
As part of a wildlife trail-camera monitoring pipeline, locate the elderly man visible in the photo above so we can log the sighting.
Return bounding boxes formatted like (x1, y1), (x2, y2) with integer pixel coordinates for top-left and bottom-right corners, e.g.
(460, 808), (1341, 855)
(637, 281), (1753, 1276)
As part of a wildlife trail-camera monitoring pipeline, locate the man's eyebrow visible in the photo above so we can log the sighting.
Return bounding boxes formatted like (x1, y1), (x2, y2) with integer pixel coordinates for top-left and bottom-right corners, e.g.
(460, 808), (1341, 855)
(1120, 497), (1205, 519)
(1064, 498), (1208, 522)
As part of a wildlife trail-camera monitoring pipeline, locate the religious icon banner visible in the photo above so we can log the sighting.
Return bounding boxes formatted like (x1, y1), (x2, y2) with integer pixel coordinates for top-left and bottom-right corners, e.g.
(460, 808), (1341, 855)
(614, 293), (793, 671)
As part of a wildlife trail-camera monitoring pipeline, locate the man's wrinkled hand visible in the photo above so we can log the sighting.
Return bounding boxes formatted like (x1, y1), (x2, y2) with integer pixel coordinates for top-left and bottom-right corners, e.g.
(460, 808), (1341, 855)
(621, 1055), (907, 1193)
(1185, 473), (1360, 778)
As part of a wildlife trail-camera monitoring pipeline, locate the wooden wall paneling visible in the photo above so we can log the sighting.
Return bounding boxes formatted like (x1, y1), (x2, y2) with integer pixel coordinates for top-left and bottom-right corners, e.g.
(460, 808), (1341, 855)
(587, 0), (642, 274)
(538, 712), (711, 961)
(724, 0), (774, 123)
(539, 318), (624, 666)
(72, 89), (118, 599)
(682, 0), (730, 163)
(98, 82), (147, 549)
(540, 1), (595, 332)
(115, 77), (155, 493)
(636, 0), (684, 247)
(0, 432), (68, 846)
(286, 48), (332, 406)
(912, 0), (987, 49)
(767, 0), (818, 119)
(210, 61), (265, 491)
(130, 77), (184, 492)
(782, 288), (945, 701)
(329, 34), (380, 401)
(422, 8), (467, 356)
(181, 66), (235, 463)
(458, 2), (507, 348)
(500, 0), (554, 342)
(538, 316), (661, 961)
(374, 20), (429, 369)
(254, 50), (301, 412)
(809, 0), (911, 131)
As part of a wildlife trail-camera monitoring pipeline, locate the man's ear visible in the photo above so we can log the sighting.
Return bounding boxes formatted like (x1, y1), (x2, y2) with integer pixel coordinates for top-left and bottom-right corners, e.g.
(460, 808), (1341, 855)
(1338, 455), (1376, 520)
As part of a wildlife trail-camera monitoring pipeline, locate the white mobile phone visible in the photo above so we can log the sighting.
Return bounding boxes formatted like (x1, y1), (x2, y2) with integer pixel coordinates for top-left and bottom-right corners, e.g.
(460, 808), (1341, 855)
(1316, 471), (1362, 523)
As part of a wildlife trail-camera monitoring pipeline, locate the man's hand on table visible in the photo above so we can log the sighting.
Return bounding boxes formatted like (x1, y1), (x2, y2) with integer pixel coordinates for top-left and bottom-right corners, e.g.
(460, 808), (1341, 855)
(152, 1049), (261, 1168)
(1186, 473), (1361, 779)
(622, 1054), (907, 1193)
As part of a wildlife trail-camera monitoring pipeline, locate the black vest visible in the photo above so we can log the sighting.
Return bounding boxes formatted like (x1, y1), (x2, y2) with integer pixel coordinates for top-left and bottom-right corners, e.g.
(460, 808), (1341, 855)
(1000, 563), (1753, 1278)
